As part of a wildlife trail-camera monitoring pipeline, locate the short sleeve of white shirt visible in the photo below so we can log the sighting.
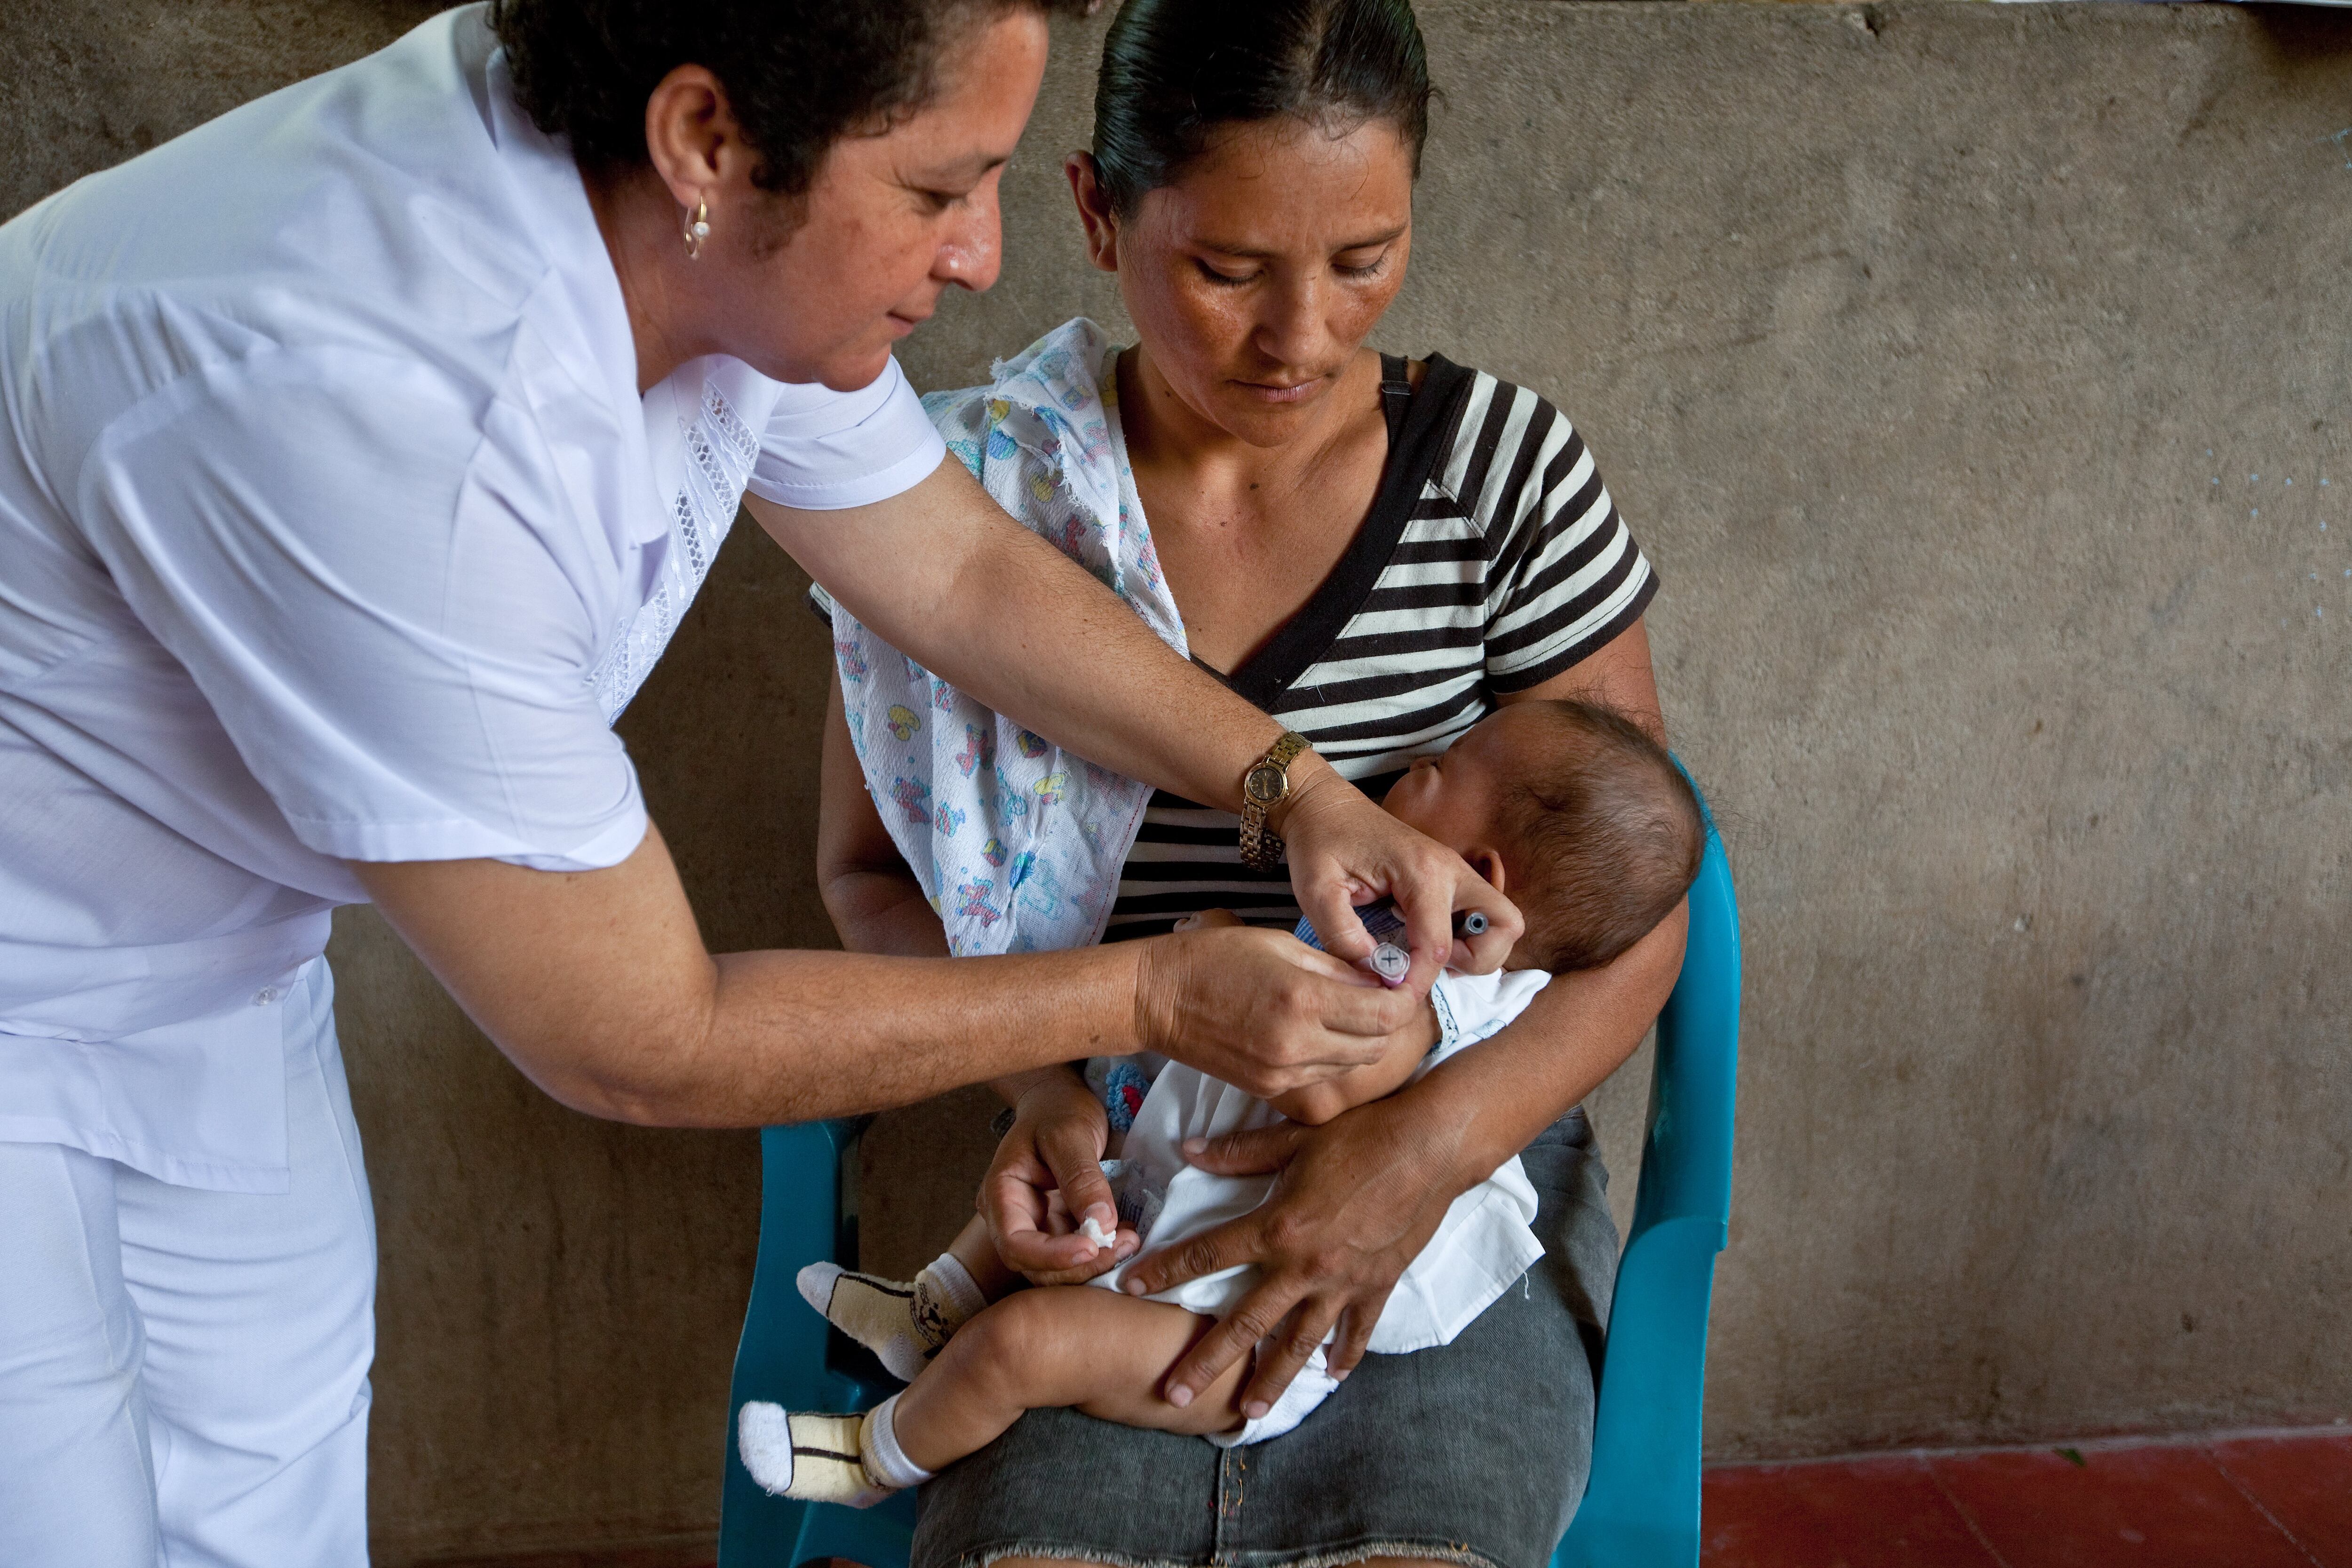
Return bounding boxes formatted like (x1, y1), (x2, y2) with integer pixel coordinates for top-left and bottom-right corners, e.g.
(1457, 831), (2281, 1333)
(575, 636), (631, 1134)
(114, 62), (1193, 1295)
(76, 347), (650, 872)
(745, 356), (945, 512)
(74, 348), (946, 876)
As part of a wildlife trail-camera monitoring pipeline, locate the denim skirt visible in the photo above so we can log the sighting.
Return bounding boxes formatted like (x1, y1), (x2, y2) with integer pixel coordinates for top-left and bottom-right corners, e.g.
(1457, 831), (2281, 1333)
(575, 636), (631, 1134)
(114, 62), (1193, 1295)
(909, 1111), (1618, 1568)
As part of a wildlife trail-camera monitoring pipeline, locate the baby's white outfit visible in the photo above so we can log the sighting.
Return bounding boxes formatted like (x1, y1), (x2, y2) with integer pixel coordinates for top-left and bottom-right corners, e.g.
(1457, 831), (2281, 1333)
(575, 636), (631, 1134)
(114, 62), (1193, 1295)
(1091, 966), (1552, 1446)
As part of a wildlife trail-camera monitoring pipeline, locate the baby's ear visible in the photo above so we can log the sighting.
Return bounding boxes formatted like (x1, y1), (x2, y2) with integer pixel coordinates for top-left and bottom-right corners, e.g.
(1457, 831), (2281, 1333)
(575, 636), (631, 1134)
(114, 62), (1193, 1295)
(1466, 848), (1508, 893)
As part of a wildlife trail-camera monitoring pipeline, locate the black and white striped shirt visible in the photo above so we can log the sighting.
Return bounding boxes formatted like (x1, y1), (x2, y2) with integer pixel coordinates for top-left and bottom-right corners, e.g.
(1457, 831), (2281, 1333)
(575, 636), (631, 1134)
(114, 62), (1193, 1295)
(1105, 354), (1656, 940)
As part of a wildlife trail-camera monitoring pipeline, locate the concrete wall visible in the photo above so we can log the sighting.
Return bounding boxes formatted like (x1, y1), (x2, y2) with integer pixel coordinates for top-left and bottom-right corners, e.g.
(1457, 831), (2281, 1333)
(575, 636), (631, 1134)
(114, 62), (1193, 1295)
(8, 0), (2349, 1560)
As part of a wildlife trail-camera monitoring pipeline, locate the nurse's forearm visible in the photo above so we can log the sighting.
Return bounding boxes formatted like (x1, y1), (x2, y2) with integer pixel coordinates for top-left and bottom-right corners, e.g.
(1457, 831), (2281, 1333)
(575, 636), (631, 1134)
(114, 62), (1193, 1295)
(353, 825), (1136, 1124)
(749, 468), (1286, 814)
(935, 520), (1284, 808)
(686, 945), (1140, 1124)
(349, 822), (1410, 1127)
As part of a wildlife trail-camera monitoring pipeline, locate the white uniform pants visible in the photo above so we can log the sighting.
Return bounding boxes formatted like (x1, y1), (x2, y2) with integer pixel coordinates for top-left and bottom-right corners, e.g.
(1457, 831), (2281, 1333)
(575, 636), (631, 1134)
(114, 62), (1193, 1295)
(0, 961), (375, 1568)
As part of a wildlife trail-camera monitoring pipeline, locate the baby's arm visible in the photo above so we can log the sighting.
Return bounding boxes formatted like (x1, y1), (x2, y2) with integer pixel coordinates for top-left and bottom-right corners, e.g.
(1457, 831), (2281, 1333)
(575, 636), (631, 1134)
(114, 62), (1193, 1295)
(890, 1287), (1248, 1472)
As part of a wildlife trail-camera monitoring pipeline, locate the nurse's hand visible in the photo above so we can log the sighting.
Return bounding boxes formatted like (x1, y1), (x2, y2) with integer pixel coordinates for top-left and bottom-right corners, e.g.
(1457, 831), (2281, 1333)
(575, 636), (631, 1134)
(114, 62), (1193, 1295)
(1271, 754), (1523, 996)
(1133, 919), (1419, 1098)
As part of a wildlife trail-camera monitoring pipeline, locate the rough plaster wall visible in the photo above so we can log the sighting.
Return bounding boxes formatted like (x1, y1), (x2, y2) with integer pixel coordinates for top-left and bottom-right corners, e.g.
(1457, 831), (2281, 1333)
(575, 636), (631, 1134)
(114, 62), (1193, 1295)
(7, 0), (2349, 1558)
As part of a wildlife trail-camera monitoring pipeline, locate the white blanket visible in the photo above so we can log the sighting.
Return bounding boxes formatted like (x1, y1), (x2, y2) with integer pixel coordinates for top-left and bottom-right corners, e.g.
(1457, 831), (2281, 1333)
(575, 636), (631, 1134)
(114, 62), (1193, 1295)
(1093, 965), (1552, 1445)
(1096, 965), (1550, 1353)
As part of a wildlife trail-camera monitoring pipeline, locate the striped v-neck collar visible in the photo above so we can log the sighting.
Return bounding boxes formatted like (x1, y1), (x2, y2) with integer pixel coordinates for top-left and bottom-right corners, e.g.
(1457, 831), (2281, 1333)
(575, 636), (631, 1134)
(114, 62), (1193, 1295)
(1216, 354), (1478, 710)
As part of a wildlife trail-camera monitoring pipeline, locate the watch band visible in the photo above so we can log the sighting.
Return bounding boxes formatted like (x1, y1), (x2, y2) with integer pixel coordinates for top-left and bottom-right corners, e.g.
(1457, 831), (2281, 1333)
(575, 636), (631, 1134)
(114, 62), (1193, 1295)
(1238, 732), (1311, 872)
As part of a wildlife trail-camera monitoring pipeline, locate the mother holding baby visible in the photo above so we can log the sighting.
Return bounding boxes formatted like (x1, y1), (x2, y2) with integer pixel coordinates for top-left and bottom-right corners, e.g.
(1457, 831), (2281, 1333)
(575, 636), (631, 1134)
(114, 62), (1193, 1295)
(816, 3), (1687, 1565)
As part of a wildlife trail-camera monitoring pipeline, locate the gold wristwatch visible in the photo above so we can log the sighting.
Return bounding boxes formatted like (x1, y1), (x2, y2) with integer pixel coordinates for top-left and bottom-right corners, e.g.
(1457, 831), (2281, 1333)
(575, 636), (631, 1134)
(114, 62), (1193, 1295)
(1239, 732), (1311, 872)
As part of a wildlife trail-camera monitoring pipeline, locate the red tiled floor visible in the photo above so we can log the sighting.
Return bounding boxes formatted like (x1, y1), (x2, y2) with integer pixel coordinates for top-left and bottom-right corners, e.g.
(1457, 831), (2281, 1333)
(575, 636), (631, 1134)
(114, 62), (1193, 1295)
(2210, 1431), (2352, 1567)
(1925, 1444), (2314, 1568)
(1702, 1453), (2000, 1568)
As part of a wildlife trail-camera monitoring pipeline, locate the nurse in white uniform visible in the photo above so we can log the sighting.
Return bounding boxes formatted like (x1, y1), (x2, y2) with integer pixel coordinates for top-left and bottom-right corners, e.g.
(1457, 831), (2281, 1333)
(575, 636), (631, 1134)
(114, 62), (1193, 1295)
(0, 2), (1523, 1562)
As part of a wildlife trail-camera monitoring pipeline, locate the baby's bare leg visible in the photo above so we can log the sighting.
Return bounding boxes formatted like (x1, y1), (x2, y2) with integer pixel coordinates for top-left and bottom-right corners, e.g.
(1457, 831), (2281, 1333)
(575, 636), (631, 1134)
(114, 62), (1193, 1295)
(891, 1287), (1248, 1473)
(945, 1212), (1020, 1299)
(798, 1215), (1010, 1383)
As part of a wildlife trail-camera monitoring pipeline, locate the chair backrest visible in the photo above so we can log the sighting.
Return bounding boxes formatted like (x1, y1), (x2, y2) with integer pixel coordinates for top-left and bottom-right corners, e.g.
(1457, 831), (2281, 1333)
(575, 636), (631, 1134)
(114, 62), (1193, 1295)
(1555, 779), (1741, 1568)
(1633, 783), (1740, 1246)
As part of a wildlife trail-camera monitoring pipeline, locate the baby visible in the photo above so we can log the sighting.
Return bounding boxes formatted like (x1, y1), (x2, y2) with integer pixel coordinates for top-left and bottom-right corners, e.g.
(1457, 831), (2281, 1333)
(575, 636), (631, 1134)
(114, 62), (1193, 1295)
(739, 699), (1703, 1504)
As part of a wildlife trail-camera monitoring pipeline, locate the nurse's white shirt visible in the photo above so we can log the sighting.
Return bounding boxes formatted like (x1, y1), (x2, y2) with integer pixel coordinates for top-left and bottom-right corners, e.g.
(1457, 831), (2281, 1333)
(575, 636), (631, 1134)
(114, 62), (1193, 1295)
(0, 6), (944, 1189)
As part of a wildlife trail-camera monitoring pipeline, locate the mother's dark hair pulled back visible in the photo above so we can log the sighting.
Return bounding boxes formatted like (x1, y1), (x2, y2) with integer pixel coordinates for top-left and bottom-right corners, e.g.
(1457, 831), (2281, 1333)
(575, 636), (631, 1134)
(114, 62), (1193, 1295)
(492, 0), (1092, 197)
(1093, 0), (1432, 215)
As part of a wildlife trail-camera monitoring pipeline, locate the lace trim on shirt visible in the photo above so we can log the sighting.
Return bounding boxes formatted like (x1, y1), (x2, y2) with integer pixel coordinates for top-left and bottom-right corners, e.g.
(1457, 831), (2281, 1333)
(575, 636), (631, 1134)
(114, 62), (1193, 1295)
(586, 382), (759, 721)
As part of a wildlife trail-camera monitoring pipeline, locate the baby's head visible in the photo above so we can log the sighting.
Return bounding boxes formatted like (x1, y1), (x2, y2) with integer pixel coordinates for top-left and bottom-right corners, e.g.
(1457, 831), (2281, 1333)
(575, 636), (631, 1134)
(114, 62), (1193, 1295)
(1383, 700), (1705, 975)
(1267, 702), (1703, 1126)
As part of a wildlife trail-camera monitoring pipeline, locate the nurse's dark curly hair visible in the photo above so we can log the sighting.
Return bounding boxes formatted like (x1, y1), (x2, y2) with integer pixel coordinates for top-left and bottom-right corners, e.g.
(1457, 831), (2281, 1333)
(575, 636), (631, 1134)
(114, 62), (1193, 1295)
(491, 0), (1095, 196)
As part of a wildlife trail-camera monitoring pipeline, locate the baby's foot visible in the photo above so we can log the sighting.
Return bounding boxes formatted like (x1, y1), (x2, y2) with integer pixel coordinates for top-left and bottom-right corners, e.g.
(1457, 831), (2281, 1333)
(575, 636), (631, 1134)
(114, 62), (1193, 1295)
(797, 1256), (983, 1382)
(737, 1403), (894, 1508)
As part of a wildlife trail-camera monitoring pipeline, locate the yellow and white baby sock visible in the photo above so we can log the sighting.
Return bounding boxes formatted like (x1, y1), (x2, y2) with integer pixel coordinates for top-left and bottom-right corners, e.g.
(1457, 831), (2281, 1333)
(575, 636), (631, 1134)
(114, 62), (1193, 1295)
(796, 1256), (984, 1382)
(738, 1393), (934, 1506)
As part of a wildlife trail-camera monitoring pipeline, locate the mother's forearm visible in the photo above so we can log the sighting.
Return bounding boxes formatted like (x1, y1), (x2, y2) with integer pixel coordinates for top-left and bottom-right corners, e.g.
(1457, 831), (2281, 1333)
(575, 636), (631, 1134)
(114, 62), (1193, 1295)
(822, 867), (952, 960)
(1404, 902), (1689, 1188)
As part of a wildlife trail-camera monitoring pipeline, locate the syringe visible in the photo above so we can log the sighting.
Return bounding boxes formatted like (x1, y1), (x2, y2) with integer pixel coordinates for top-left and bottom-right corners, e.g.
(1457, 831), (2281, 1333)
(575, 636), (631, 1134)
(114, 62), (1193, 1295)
(1292, 901), (1496, 984)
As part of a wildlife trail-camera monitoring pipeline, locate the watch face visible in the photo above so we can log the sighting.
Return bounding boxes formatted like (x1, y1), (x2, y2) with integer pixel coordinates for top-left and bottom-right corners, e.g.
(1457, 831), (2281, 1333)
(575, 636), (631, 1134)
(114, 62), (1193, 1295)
(1245, 764), (1287, 805)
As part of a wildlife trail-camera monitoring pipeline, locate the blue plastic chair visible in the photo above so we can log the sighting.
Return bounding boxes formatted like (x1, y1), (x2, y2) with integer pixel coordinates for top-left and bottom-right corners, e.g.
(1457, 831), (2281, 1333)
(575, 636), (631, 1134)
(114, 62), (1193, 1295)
(721, 785), (1739, 1568)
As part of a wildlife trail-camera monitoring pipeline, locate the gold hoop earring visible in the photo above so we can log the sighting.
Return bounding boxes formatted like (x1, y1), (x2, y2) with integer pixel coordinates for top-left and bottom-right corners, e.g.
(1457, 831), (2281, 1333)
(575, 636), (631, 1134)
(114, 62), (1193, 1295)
(683, 199), (710, 260)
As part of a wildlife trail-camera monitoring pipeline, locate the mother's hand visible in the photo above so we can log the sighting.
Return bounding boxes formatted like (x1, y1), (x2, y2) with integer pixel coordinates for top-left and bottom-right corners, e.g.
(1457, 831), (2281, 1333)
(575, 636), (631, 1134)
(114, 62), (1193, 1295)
(1115, 1088), (1469, 1417)
(980, 1070), (1138, 1284)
